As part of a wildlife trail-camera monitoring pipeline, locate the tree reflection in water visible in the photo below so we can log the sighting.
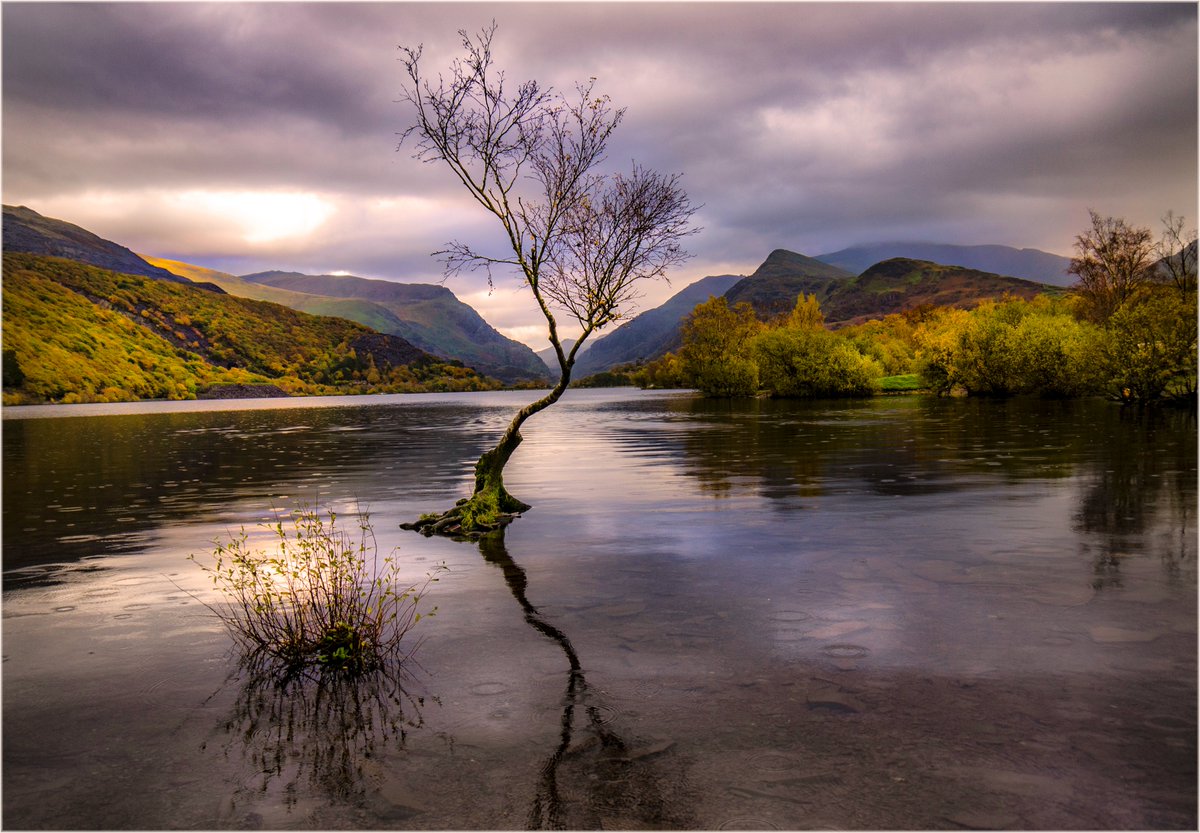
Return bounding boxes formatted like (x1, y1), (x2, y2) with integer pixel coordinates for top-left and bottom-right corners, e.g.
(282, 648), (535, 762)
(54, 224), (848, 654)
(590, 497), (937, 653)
(1073, 405), (1197, 589)
(478, 531), (695, 830)
(210, 650), (429, 813)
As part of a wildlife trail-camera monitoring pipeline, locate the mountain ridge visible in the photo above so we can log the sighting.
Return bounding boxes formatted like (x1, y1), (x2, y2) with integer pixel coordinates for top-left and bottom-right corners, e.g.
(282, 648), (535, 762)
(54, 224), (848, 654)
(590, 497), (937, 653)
(3, 204), (219, 290)
(232, 270), (552, 384)
(722, 250), (855, 319)
(574, 249), (1063, 375)
(820, 257), (1057, 325)
(2, 252), (496, 404)
(572, 273), (745, 377)
(816, 242), (1072, 285)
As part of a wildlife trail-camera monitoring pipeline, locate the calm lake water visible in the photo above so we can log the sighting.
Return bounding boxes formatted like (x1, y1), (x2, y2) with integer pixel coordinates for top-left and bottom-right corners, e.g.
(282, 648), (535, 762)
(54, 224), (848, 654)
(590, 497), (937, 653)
(2, 388), (1196, 829)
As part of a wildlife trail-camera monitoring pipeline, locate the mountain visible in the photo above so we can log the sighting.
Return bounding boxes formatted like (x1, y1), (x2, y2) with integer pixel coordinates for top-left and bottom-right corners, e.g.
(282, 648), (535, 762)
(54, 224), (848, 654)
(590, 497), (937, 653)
(820, 258), (1057, 325)
(1, 252), (496, 404)
(722, 250), (855, 319)
(2, 205), (219, 290)
(721, 249), (1058, 326)
(815, 242), (1073, 286)
(144, 257), (422, 339)
(536, 338), (590, 370)
(572, 273), (745, 376)
(569, 249), (1063, 373)
(228, 270), (552, 385)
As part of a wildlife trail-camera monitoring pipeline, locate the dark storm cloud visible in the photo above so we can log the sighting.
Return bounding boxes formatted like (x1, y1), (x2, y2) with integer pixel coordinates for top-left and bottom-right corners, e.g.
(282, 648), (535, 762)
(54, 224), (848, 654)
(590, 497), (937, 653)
(3, 2), (1196, 333)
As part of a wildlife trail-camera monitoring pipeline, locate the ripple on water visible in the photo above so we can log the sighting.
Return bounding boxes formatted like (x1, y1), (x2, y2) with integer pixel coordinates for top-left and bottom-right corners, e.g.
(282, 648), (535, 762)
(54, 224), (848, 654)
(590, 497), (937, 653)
(137, 677), (193, 711)
(596, 602), (647, 618)
(113, 576), (155, 587)
(468, 682), (510, 696)
(1145, 714), (1196, 733)
(632, 680), (664, 698)
(772, 630), (809, 643)
(768, 610), (811, 624)
(585, 703), (620, 725)
(820, 644), (870, 659)
(1041, 635), (1074, 647)
(744, 751), (804, 773)
(718, 817), (781, 830)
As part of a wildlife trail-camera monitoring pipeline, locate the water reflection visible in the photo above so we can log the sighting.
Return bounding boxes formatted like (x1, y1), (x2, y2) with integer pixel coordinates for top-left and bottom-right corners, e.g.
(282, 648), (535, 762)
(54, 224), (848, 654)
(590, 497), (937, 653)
(478, 531), (696, 829)
(209, 652), (430, 814)
(1073, 406), (1197, 589)
(652, 397), (1091, 502)
(2, 402), (495, 578)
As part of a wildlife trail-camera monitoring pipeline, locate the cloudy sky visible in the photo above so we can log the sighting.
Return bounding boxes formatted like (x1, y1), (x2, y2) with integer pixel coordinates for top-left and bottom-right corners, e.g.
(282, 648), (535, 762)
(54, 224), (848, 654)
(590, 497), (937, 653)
(3, 2), (1196, 346)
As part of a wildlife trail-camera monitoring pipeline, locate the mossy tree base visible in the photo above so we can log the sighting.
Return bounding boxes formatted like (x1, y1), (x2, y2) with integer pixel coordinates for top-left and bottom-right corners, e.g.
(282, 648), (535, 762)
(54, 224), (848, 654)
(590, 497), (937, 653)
(402, 365), (576, 541)
(400, 498), (524, 540)
(401, 431), (533, 540)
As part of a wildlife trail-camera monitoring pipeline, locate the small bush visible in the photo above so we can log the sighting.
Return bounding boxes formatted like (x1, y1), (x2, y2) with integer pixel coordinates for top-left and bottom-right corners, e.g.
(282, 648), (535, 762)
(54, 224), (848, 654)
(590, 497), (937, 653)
(192, 505), (443, 674)
(752, 326), (881, 398)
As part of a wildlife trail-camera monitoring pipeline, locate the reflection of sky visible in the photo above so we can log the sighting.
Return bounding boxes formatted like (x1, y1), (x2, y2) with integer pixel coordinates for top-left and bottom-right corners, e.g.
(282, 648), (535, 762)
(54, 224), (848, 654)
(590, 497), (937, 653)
(3, 390), (1195, 828)
(4, 389), (1195, 681)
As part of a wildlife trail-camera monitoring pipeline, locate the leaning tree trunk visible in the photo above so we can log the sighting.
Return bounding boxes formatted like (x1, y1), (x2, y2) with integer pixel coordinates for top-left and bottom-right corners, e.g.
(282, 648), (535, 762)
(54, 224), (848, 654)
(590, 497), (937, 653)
(403, 370), (572, 539)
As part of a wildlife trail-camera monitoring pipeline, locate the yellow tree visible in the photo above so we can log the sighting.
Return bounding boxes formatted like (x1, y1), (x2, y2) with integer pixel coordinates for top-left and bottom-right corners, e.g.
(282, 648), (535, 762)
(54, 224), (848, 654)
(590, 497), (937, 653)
(678, 296), (762, 397)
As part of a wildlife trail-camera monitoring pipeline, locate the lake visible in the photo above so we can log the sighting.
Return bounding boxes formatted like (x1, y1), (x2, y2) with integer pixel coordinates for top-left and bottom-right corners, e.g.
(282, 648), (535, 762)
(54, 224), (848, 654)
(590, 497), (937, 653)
(2, 388), (1195, 829)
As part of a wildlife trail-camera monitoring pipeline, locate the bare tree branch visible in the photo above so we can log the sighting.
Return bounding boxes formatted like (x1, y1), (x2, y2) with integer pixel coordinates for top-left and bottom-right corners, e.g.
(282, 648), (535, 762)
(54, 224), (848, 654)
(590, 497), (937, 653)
(1156, 210), (1198, 294)
(397, 24), (699, 530)
(1068, 210), (1155, 322)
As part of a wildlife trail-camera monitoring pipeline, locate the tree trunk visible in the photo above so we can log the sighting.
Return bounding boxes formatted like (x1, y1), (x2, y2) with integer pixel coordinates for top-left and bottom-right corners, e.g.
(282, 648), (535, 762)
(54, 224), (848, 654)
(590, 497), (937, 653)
(472, 374), (571, 513)
(402, 365), (572, 538)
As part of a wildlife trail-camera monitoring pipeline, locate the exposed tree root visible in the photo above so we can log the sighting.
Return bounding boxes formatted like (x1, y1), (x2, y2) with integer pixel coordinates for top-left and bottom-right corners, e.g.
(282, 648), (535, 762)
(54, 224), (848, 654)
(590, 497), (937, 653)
(401, 493), (529, 541)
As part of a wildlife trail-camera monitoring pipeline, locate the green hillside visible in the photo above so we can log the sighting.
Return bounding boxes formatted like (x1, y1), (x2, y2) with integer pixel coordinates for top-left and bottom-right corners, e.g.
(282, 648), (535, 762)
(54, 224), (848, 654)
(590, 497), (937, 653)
(239, 270), (552, 384)
(141, 256), (413, 336)
(1, 253), (499, 404)
(723, 250), (1057, 327)
(723, 249), (854, 319)
(144, 258), (551, 385)
(821, 258), (1058, 324)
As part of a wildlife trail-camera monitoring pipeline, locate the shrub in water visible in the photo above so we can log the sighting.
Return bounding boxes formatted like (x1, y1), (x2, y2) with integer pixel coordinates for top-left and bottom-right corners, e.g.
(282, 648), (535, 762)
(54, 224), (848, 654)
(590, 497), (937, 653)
(192, 505), (442, 674)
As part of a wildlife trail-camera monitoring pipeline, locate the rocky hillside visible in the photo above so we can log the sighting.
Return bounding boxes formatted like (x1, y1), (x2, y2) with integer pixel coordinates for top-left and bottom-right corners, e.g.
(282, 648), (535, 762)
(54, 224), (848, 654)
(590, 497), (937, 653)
(1, 253), (497, 404)
(820, 258), (1057, 325)
(3, 205), (215, 288)
(157, 264), (553, 385)
(722, 250), (854, 319)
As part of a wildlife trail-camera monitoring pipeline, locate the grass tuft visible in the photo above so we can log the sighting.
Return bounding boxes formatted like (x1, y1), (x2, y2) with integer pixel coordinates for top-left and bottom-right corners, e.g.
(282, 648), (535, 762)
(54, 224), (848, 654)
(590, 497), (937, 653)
(879, 373), (925, 392)
(191, 504), (443, 675)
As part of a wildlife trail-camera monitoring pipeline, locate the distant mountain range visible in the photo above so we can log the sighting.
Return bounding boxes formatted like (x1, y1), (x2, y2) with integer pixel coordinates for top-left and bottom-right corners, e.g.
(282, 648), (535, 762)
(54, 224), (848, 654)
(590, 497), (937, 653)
(536, 338), (588, 370)
(819, 257), (1054, 324)
(815, 242), (1073, 286)
(155, 263), (552, 385)
(570, 248), (1060, 376)
(1, 203), (1081, 395)
(572, 274), (744, 377)
(2, 204), (549, 386)
(2, 252), (494, 404)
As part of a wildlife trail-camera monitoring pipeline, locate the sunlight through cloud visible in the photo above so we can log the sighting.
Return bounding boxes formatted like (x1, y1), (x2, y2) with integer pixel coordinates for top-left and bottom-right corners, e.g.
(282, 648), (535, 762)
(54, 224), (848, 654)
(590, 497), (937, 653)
(170, 190), (335, 244)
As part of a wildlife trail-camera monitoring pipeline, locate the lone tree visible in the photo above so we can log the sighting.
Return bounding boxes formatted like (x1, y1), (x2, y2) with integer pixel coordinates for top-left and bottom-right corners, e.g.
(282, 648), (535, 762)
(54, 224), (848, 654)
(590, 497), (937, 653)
(398, 25), (698, 537)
